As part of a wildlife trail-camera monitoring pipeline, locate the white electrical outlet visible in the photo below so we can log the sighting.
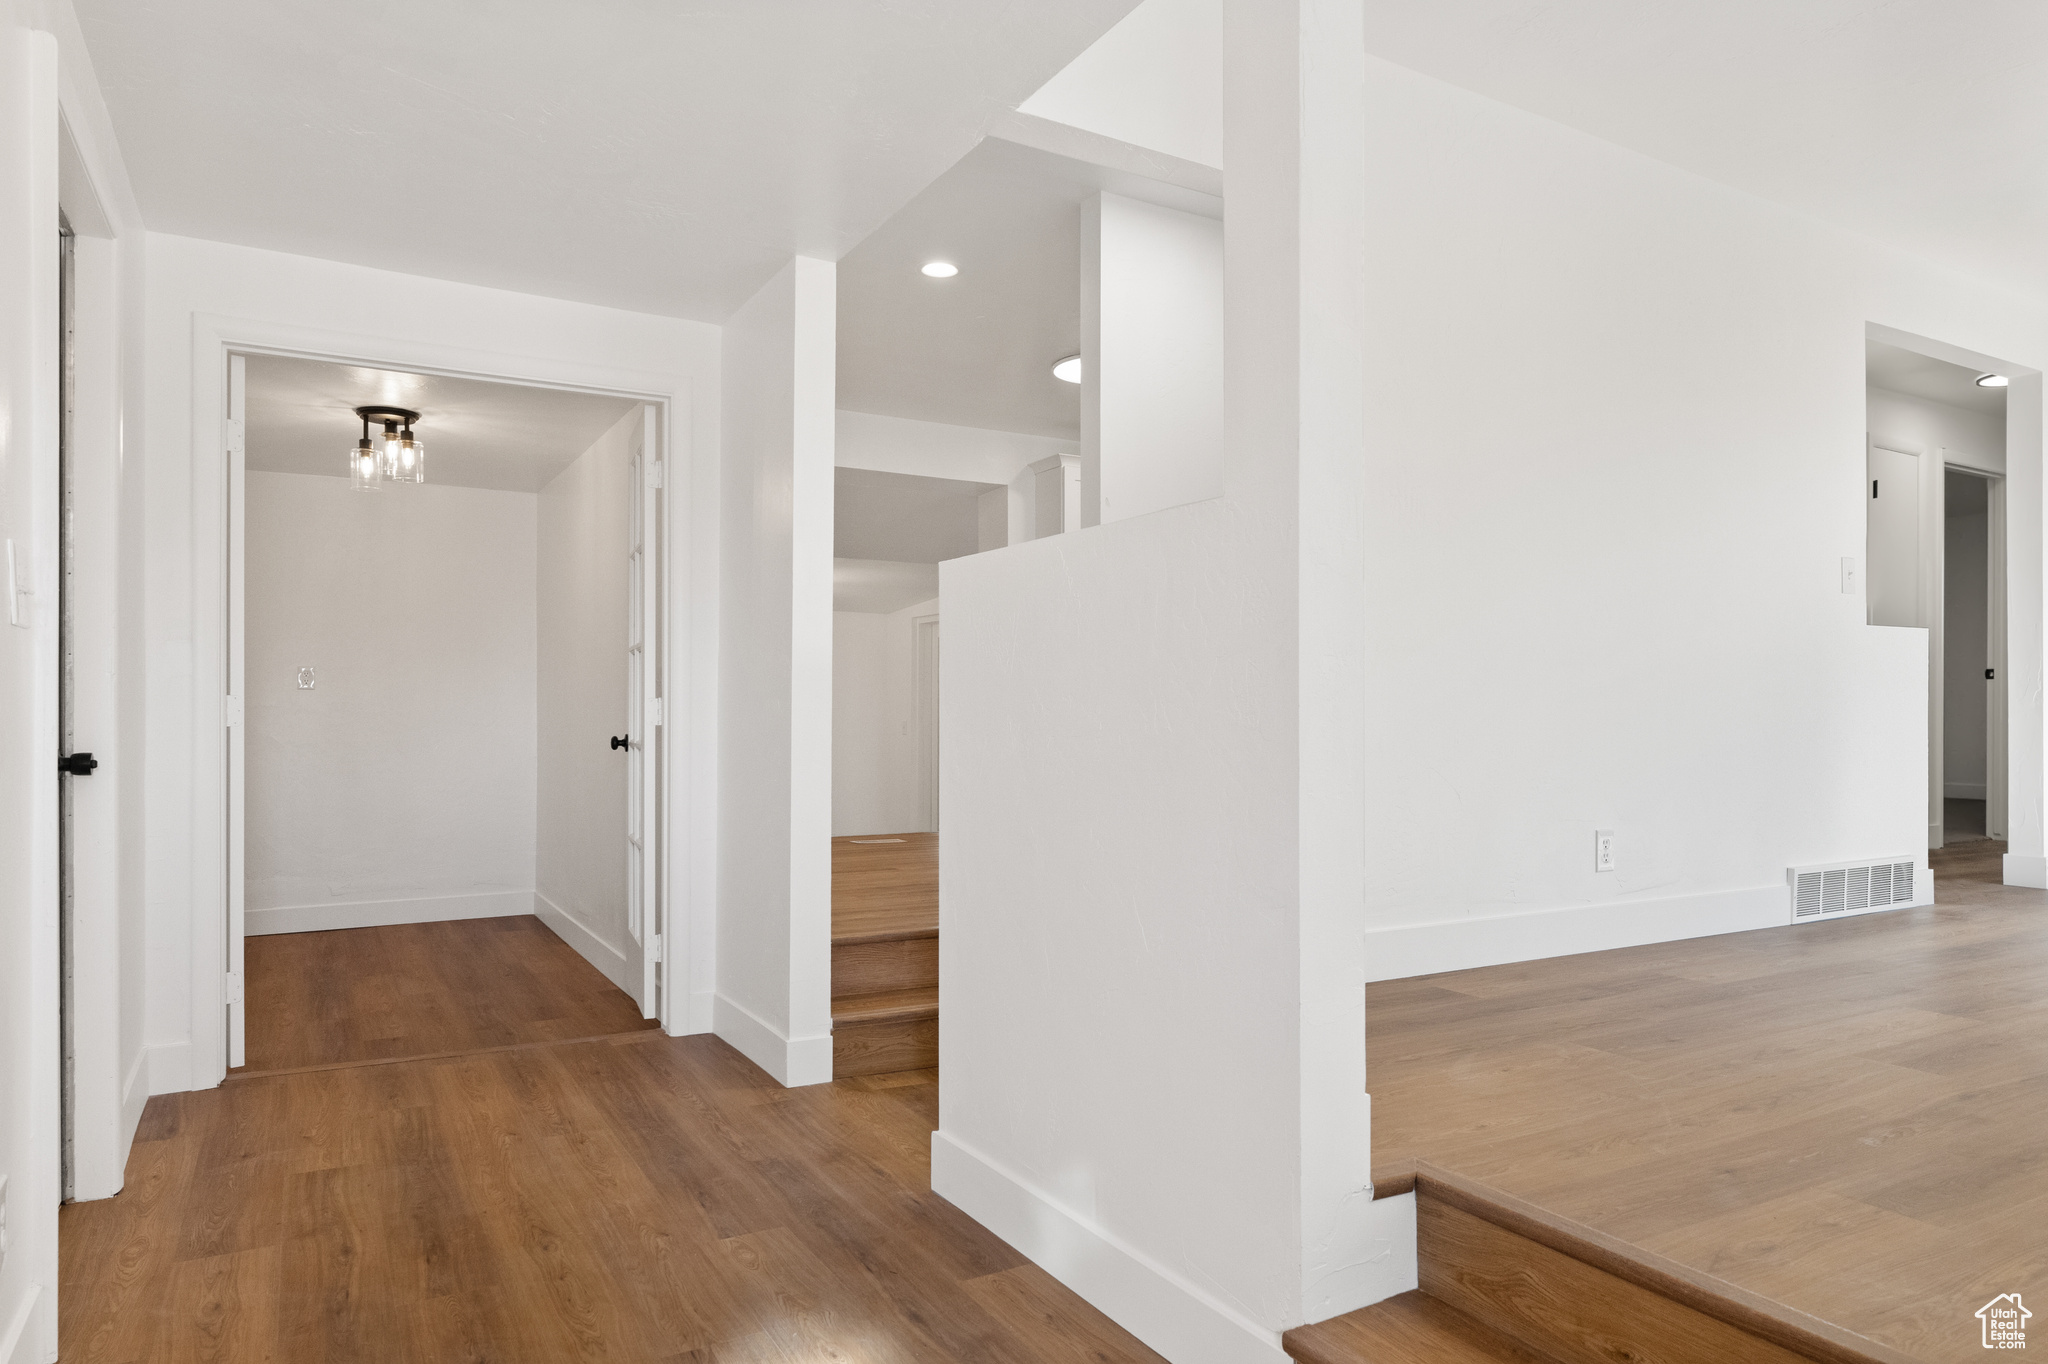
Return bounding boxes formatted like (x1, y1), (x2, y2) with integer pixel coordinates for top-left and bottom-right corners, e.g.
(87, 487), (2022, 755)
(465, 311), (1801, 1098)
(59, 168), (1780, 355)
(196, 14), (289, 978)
(1594, 830), (1616, 873)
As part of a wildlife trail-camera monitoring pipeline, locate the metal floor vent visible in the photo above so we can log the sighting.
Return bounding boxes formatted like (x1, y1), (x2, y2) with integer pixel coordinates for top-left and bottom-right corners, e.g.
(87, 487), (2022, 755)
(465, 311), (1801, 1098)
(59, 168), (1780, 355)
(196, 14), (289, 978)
(1788, 857), (1917, 923)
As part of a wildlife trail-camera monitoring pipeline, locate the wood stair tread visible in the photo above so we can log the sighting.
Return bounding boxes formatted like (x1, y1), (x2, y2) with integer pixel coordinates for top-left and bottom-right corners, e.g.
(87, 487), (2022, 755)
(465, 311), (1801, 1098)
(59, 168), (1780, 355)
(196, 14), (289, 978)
(1286, 1291), (1559, 1364)
(831, 986), (938, 1025)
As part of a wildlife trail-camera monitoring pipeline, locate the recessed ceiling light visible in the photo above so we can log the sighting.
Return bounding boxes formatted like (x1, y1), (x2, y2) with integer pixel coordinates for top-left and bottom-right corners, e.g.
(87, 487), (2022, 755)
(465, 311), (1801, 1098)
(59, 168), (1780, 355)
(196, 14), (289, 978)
(1052, 355), (1082, 384)
(921, 261), (958, 278)
(1977, 373), (2009, 388)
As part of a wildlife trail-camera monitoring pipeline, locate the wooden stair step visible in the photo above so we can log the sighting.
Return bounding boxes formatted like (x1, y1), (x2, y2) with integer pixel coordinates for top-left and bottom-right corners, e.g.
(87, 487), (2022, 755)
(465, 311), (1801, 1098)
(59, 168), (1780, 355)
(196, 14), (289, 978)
(1287, 1291), (1557, 1364)
(1287, 1162), (1912, 1364)
(831, 986), (937, 1026)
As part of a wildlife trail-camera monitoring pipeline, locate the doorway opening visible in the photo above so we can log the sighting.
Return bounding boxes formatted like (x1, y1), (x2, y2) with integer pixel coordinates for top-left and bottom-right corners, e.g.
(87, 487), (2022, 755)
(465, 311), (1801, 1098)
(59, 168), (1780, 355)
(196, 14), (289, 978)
(1865, 336), (2011, 868)
(224, 351), (671, 1073)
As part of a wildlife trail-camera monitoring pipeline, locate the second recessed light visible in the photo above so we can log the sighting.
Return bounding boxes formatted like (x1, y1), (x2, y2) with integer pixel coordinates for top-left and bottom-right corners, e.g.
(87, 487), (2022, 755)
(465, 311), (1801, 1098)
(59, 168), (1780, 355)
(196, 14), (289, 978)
(921, 261), (959, 278)
(1978, 373), (2010, 388)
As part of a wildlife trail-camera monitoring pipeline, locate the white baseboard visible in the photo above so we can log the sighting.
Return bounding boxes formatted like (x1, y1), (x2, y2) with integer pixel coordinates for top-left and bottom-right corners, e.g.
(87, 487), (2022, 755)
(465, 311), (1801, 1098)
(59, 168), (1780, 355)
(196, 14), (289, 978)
(1, 1284), (44, 1364)
(533, 892), (638, 1004)
(712, 993), (833, 1087)
(931, 1130), (1288, 1364)
(2005, 853), (2048, 889)
(145, 1040), (193, 1097)
(1944, 782), (1987, 800)
(1366, 884), (1787, 982)
(246, 889), (533, 936)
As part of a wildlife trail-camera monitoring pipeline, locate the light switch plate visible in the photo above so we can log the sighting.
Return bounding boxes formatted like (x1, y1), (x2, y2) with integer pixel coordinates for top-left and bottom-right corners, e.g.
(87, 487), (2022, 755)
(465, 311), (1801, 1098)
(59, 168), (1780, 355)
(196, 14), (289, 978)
(1840, 556), (1860, 595)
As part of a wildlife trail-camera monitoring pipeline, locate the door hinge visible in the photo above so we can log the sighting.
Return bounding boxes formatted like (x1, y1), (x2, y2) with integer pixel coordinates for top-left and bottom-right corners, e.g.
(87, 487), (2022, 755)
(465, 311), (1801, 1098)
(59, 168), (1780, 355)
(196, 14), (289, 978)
(225, 971), (244, 1005)
(653, 696), (665, 727)
(650, 461), (665, 489)
(225, 695), (243, 727)
(648, 933), (663, 963)
(226, 418), (245, 457)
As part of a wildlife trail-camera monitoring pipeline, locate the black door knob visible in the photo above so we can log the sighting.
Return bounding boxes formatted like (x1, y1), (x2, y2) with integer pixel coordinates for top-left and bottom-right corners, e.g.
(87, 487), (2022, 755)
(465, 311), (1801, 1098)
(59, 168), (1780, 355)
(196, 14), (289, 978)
(610, 735), (629, 751)
(59, 752), (98, 776)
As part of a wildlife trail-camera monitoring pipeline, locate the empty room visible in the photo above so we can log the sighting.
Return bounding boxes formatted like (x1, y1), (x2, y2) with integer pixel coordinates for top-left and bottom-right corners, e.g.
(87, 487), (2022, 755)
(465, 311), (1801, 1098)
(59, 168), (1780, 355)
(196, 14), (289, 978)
(6, 3), (2047, 1364)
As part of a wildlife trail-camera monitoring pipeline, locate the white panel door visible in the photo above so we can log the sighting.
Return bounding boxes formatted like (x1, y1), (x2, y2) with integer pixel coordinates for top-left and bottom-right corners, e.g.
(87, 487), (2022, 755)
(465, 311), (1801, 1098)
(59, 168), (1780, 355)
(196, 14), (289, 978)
(1867, 442), (1922, 628)
(626, 406), (662, 1019)
(226, 353), (247, 1067)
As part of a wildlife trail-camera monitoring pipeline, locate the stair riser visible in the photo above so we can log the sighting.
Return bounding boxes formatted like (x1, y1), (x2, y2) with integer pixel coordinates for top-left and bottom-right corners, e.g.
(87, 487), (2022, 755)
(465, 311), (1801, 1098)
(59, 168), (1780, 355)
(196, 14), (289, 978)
(832, 935), (938, 998)
(833, 1015), (937, 1077)
(1421, 1199), (1829, 1364)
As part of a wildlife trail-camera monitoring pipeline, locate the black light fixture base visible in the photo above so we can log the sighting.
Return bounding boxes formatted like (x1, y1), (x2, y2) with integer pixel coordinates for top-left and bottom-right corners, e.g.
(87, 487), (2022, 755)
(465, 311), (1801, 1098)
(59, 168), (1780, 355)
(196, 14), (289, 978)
(354, 405), (421, 426)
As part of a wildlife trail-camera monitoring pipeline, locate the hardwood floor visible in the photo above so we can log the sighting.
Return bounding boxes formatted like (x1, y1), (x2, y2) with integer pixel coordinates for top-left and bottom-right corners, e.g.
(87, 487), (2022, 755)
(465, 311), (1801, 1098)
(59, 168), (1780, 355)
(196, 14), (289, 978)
(62, 1038), (1163, 1363)
(1366, 840), (2048, 1364)
(237, 915), (656, 1074)
(68, 893), (1150, 1363)
(832, 833), (940, 1076)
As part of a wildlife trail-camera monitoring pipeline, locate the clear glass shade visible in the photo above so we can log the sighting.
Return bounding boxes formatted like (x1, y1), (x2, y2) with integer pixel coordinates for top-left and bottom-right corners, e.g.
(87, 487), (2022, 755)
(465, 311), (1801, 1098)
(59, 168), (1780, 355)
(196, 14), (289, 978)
(348, 441), (382, 492)
(388, 436), (426, 484)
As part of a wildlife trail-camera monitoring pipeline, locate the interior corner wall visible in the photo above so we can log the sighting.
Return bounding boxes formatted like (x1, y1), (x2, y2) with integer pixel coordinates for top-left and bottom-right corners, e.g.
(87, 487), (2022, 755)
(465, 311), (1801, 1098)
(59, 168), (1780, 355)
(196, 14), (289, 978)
(244, 473), (537, 933)
(1867, 386), (2005, 473)
(1081, 191), (1225, 527)
(141, 231), (721, 1095)
(1017, 0), (1222, 170)
(832, 596), (938, 837)
(716, 256), (836, 1086)
(1352, 54), (2048, 984)
(537, 407), (640, 996)
(934, 4), (1387, 1360)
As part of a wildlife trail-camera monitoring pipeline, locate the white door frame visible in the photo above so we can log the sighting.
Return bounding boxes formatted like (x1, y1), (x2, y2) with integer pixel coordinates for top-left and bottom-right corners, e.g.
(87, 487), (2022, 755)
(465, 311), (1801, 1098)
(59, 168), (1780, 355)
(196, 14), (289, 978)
(189, 315), (696, 1083)
(913, 613), (940, 832)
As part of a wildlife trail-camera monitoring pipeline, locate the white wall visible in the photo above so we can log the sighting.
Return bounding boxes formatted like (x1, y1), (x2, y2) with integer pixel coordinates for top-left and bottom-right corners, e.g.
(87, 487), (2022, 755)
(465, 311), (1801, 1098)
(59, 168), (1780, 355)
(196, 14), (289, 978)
(1946, 484), (1990, 798)
(245, 472), (537, 932)
(1018, 0), (1221, 170)
(0, 21), (62, 1363)
(143, 231), (722, 1094)
(537, 407), (638, 995)
(936, 6), (1390, 1361)
(832, 596), (938, 837)
(1868, 385), (2004, 473)
(716, 256), (837, 1085)
(1081, 191), (1225, 526)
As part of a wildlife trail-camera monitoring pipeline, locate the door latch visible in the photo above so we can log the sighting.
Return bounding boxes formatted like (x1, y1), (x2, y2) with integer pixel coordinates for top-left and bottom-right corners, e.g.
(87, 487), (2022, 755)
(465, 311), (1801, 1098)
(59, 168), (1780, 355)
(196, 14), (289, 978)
(58, 752), (98, 776)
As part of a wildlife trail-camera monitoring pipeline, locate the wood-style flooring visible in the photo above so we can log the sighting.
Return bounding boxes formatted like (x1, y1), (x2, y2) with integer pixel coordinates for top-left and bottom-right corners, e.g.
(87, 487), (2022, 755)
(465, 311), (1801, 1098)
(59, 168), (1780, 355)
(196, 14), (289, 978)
(63, 907), (1161, 1363)
(1367, 839), (2048, 1364)
(237, 915), (656, 1075)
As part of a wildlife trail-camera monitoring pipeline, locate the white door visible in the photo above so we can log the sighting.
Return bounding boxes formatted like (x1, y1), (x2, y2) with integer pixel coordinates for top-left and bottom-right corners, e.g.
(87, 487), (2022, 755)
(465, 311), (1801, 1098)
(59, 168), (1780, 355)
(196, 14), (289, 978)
(1867, 442), (1922, 628)
(225, 353), (248, 1067)
(626, 406), (662, 1020)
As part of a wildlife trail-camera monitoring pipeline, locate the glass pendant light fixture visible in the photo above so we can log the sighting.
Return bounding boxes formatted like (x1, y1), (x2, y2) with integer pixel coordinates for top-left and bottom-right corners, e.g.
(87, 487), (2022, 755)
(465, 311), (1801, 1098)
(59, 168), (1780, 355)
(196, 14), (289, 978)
(348, 413), (383, 492)
(351, 406), (426, 489)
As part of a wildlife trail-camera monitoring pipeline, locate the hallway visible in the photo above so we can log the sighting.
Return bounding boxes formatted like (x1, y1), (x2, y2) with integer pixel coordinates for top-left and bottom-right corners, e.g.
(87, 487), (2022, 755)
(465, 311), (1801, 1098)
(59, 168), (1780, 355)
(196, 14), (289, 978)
(60, 914), (1156, 1363)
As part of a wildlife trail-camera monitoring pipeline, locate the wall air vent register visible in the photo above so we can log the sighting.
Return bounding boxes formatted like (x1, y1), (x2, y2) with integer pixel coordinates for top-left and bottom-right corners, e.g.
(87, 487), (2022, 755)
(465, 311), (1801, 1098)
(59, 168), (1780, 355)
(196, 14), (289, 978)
(1787, 856), (1919, 924)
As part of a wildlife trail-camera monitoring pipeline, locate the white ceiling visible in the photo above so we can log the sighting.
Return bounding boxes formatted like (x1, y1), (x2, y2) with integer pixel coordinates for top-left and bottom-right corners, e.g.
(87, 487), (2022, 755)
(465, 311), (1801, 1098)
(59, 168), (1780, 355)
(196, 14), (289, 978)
(74, 0), (1141, 322)
(244, 353), (638, 493)
(1357, 1), (2048, 298)
(1866, 340), (2006, 416)
(837, 136), (1219, 439)
(835, 468), (998, 563)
